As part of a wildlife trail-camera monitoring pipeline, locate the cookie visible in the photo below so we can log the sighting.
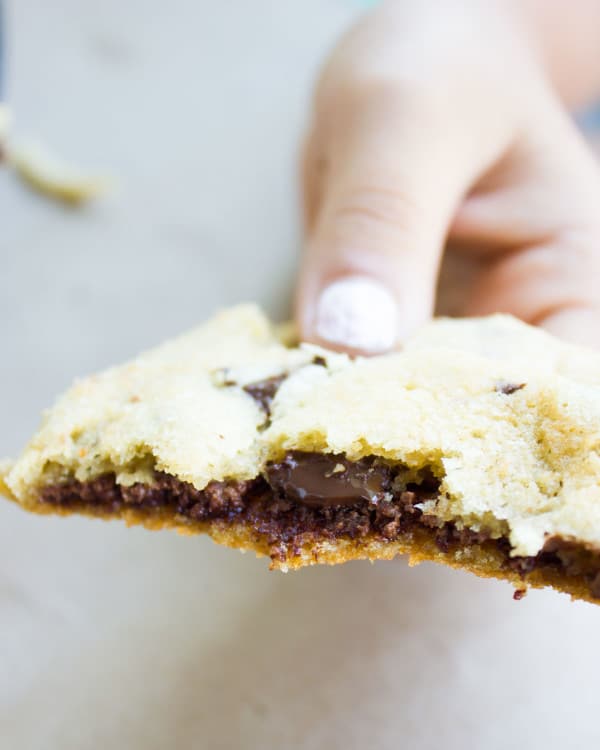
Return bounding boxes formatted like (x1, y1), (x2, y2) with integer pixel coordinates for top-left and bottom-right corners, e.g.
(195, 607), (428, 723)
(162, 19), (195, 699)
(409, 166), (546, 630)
(3, 305), (600, 602)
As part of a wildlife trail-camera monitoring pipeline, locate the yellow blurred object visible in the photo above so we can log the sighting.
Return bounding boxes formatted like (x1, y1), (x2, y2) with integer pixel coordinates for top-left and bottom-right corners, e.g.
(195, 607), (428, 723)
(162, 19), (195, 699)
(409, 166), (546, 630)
(8, 139), (113, 205)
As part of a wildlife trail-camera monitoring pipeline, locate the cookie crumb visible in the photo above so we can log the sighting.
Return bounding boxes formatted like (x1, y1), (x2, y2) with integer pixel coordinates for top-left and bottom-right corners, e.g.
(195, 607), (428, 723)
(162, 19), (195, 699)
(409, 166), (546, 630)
(9, 139), (112, 205)
(513, 587), (527, 601)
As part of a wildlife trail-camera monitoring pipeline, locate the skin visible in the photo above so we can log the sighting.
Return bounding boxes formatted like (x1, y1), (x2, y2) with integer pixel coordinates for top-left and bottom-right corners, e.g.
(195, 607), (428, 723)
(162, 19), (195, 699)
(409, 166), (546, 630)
(297, 0), (600, 352)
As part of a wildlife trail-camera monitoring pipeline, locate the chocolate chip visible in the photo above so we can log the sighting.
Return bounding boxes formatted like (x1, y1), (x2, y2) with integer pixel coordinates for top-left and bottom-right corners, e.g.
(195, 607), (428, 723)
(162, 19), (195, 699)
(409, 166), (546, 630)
(513, 588), (527, 601)
(265, 452), (393, 508)
(495, 381), (526, 395)
(242, 374), (287, 415)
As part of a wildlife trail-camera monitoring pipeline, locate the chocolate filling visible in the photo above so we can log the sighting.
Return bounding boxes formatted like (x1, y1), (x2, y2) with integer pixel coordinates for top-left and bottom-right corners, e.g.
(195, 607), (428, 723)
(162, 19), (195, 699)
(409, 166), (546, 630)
(39, 451), (600, 598)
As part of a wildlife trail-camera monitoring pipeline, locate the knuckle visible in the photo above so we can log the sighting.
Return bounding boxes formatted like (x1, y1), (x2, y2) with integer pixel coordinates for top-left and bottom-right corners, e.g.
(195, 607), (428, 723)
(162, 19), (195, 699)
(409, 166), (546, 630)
(335, 184), (419, 225)
(323, 184), (426, 249)
(316, 57), (446, 127)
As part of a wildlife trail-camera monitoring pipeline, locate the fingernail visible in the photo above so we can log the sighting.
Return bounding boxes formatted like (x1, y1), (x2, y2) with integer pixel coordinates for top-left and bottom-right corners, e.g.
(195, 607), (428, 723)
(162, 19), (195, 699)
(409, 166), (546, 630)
(314, 276), (398, 353)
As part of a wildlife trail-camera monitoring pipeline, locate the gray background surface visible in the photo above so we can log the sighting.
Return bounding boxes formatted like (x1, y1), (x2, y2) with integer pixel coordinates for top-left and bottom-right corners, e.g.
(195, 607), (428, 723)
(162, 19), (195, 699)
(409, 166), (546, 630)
(1, 2), (599, 748)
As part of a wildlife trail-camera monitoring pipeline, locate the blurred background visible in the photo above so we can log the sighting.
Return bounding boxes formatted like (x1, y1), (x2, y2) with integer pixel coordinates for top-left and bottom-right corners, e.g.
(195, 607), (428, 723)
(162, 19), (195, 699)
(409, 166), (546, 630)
(1, 2), (599, 748)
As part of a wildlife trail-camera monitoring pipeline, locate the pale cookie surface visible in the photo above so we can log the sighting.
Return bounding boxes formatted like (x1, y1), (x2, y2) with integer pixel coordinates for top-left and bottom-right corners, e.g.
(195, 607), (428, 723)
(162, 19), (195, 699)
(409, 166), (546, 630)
(3, 305), (600, 600)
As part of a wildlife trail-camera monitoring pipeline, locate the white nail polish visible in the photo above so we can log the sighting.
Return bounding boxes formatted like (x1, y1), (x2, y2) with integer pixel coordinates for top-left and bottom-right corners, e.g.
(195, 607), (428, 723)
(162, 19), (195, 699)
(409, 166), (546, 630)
(314, 276), (398, 353)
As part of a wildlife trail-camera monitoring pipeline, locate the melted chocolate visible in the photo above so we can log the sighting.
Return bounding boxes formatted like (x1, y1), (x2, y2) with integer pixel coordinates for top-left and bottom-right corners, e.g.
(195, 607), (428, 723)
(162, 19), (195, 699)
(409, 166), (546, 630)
(266, 452), (393, 508)
(37, 451), (600, 599)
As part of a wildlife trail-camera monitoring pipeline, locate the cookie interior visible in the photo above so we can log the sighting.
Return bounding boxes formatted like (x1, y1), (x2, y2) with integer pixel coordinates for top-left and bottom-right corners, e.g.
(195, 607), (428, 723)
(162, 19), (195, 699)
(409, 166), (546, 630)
(37, 450), (600, 602)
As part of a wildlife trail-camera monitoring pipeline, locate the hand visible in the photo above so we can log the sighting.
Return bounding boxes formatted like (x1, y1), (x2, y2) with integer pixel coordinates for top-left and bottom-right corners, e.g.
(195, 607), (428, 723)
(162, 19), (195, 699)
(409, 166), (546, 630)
(296, 0), (600, 353)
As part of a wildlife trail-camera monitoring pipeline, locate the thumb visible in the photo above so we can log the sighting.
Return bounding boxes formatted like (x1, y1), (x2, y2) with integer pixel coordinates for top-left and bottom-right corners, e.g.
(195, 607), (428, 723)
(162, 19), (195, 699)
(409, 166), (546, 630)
(296, 92), (497, 354)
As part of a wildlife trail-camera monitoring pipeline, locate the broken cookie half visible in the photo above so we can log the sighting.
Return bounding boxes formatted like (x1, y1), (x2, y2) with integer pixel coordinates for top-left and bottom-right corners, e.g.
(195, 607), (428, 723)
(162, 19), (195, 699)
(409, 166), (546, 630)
(3, 305), (600, 603)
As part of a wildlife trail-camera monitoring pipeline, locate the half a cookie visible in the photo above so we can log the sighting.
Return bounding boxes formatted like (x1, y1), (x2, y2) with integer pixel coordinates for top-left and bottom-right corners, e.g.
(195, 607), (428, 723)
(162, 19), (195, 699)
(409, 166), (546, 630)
(3, 305), (600, 603)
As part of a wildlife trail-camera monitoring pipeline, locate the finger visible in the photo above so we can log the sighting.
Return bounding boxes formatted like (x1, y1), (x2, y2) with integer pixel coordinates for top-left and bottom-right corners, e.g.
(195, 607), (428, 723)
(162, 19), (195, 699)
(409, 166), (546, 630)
(465, 236), (600, 347)
(458, 100), (600, 349)
(464, 237), (600, 320)
(540, 307), (600, 348)
(296, 87), (499, 354)
(301, 127), (327, 235)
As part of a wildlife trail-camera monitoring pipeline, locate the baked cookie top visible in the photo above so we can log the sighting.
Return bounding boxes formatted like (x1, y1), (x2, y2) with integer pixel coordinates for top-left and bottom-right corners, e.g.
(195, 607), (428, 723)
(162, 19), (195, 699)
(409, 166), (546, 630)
(3, 304), (600, 560)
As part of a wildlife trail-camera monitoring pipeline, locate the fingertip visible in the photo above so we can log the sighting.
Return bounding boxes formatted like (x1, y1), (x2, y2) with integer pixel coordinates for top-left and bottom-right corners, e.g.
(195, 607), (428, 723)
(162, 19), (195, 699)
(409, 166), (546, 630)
(309, 275), (399, 354)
